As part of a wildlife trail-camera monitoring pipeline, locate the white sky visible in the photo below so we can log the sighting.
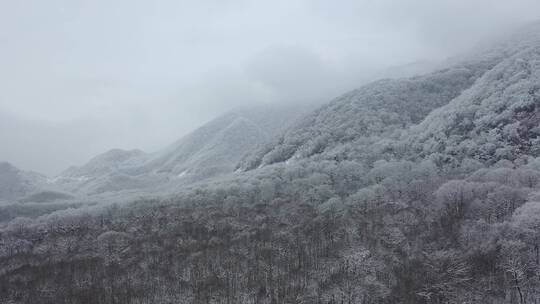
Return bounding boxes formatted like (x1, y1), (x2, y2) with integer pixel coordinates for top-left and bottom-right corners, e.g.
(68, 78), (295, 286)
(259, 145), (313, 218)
(1, 0), (539, 175)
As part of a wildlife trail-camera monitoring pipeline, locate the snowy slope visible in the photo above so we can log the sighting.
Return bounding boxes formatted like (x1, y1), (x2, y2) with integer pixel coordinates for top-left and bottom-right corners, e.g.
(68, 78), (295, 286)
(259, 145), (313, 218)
(61, 149), (148, 179)
(53, 104), (309, 194)
(0, 162), (46, 201)
(239, 22), (540, 169)
(408, 41), (540, 163)
(143, 104), (308, 180)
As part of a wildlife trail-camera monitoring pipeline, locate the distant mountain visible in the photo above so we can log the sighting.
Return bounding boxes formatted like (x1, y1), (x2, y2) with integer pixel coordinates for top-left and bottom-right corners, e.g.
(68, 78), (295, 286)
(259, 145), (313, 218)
(0, 162), (46, 201)
(53, 104), (310, 194)
(143, 105), (309, 180)
(53, 149), (151, 194)
(61, 149), (148, 178)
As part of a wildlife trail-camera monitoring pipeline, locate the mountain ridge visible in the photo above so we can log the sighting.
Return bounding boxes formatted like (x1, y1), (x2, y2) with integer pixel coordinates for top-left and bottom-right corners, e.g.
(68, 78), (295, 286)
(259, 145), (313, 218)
(50, 104), (310, 195)
(238, 22), (540, 170)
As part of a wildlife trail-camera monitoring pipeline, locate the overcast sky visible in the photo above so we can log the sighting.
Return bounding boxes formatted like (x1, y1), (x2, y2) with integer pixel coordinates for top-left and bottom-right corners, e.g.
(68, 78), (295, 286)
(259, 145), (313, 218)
(1, 0), (539, 175)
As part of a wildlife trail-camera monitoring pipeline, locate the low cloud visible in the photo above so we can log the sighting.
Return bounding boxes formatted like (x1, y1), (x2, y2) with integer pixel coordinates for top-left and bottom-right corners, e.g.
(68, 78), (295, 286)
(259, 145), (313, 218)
(1, 0), (539, 174)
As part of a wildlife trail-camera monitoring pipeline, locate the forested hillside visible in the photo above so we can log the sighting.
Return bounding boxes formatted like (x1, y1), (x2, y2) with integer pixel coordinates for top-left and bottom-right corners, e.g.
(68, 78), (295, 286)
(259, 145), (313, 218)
(239, 26), (540, 171)
(1, 23), (540, 304)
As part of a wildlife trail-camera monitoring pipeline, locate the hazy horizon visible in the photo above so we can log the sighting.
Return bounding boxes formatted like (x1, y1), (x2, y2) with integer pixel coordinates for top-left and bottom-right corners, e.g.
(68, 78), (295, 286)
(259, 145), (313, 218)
(2, 0), (540, 175)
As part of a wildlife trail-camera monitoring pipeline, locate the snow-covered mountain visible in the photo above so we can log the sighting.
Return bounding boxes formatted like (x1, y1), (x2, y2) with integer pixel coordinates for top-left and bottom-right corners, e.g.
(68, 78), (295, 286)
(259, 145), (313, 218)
(53, 149), (152, 194)
(239, 22), (540, 170)
(50, 22), (540, 195)
(52, 104), (310, 194)
(61, 149), (148, 179)
(0, 162), (46, 201)
(408, 38), (540, 163)
(143, 105), (309, 179)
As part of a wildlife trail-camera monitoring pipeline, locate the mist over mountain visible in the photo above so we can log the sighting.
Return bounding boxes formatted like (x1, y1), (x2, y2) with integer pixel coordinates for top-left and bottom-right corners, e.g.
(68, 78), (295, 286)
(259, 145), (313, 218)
(0, 162), (45, 202)
(240, 23), (540, 171)
(48, 104), (311, 196)
(2, 11), (540, 304)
